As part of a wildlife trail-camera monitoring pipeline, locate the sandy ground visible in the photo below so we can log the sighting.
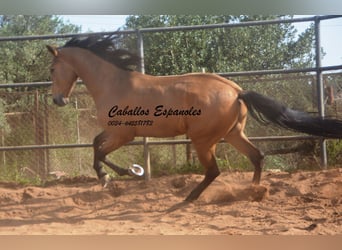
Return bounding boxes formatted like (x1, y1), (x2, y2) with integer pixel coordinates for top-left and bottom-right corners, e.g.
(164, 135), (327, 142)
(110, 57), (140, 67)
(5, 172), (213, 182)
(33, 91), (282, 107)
(0, 168), (341, 235)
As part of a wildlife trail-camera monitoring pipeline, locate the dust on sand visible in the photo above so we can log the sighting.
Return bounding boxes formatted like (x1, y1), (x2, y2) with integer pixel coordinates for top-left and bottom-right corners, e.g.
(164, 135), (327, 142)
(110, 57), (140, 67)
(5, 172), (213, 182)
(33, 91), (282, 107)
(0, 168), (341, 235)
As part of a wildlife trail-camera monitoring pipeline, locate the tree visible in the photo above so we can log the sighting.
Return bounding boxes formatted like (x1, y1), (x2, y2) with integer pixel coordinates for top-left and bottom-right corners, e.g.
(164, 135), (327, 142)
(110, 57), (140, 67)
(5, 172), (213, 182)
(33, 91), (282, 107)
(0, 15), (81, 83)
(123, 15), (316, 75)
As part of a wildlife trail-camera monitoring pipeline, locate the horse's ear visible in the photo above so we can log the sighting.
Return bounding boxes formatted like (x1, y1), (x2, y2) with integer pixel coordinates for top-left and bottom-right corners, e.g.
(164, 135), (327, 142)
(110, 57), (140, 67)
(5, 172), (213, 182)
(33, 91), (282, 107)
(46, 45), (58, 57)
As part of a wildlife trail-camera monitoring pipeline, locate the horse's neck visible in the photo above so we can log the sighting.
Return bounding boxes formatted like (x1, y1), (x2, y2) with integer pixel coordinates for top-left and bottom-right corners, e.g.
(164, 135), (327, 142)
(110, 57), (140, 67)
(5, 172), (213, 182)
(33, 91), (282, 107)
(62, 48), (119, 100)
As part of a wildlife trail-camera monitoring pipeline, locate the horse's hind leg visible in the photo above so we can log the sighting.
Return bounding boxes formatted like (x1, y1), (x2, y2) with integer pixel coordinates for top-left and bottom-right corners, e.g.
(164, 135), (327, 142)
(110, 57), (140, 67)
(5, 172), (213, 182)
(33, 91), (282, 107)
(224, 130), (264, 184)
(185, 143), (220, 201)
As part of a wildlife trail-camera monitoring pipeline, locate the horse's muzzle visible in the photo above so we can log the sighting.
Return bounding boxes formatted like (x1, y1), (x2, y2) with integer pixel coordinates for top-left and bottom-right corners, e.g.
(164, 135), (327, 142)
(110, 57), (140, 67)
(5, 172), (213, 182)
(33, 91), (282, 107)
(53, 94), (69, 106)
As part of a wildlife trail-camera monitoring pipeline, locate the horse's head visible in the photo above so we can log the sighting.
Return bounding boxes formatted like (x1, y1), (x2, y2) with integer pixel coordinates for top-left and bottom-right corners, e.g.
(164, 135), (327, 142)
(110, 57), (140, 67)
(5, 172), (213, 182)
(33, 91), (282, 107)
(46, 45), (78, 106)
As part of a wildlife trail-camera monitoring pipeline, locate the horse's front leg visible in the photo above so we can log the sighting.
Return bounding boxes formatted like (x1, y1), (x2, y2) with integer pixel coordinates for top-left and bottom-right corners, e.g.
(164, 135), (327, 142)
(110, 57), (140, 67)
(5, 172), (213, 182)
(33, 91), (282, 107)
(102, 158), (129, 176)
(93, 132), (109, 180)
(93, 131), (132, 187)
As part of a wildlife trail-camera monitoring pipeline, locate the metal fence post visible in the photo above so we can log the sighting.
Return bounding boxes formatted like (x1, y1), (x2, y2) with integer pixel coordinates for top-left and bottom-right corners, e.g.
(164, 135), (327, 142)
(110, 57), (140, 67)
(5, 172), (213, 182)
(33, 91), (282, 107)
(315, 17), (328, 168)
(136, 29), (151, 181)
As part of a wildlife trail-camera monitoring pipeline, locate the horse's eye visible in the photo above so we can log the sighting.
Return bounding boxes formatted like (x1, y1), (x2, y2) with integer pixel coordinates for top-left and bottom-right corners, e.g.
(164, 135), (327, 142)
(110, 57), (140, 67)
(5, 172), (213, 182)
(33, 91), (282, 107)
(50, 68), (55, 73)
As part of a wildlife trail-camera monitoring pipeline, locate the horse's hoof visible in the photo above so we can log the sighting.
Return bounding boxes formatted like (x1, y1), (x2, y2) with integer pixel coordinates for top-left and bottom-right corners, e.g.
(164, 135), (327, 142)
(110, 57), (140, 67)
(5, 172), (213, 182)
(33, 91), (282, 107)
(128, 164), (144, 177)
(101, 174), (111, 188)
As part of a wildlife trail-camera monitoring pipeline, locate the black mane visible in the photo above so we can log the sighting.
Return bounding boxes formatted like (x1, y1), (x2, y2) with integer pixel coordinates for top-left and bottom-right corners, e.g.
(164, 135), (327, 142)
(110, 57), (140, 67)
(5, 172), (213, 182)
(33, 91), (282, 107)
(63, 34), (140, 71)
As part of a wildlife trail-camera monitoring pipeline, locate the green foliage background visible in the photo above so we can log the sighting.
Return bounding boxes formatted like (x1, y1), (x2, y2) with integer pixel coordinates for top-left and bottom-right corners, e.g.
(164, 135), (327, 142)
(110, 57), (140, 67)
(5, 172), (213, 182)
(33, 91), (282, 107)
(123, 15), (316, 75)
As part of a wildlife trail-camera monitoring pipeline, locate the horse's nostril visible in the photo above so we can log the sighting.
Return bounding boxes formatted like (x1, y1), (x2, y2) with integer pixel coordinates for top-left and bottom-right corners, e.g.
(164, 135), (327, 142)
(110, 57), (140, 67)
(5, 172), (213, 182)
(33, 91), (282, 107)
(53, 95), (69, 106)
(53, 98), (58, 105)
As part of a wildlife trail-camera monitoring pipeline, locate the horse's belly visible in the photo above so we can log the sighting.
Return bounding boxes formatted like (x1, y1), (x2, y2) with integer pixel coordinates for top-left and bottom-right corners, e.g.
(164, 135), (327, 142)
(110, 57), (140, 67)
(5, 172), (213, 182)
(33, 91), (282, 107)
(134, 117), (187, 137)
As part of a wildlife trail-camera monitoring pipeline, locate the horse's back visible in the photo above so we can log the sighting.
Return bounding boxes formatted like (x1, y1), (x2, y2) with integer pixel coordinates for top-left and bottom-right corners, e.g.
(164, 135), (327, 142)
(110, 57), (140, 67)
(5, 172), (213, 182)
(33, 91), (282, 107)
(151, 72), (242, 92)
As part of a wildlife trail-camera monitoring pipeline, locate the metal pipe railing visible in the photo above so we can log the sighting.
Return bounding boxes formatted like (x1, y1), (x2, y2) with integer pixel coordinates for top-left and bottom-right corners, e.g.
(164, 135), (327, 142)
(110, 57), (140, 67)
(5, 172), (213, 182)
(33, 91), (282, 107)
(0, 15), (340, 43)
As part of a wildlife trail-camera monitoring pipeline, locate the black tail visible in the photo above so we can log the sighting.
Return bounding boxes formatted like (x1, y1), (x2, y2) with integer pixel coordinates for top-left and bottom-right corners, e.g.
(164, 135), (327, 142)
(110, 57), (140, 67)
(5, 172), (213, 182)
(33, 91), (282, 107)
(238, 90), (342, 139)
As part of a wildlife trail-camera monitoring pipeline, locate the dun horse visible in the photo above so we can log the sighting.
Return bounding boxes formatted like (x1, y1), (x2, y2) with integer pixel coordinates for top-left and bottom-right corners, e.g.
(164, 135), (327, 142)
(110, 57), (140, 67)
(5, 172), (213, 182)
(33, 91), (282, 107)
(47, 35), (342, 201)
